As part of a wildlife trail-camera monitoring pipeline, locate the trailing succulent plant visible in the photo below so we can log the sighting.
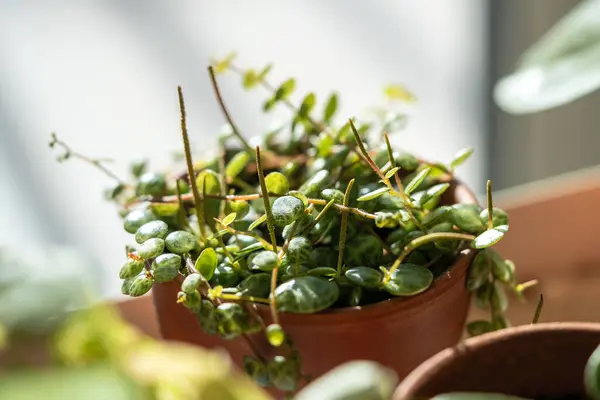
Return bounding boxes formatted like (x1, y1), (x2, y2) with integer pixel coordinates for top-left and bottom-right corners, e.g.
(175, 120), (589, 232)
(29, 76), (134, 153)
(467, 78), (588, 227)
(50, 53), (536, 394)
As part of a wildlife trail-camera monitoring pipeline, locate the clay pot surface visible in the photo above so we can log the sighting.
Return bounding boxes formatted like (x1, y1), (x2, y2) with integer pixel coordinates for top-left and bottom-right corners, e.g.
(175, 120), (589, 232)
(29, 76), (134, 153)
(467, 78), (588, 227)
(394, 322), (600, 400)
(152, 180), (478, 393)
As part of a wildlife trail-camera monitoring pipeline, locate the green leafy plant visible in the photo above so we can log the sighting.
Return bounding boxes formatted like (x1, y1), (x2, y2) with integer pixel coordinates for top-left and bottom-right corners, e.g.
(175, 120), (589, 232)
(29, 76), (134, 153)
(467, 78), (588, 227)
(50, 53), (536, 394)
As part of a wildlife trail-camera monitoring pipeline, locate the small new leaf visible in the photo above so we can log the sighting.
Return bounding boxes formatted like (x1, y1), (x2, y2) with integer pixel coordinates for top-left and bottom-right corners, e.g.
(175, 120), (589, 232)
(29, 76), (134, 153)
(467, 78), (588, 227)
(221, 212), (237, 227)
(405, 168), (431, 195)
(450, 147), (474, 170)
(249, 214), (267, 231)
(275, 78), (296, 101)
(225, 151), (250, 179)
(298, 93), (316, 117)
(212, 52), (236, 74)
(242, 69), (259, 89)
(384, 166), (401, 179)
(258, 64), (272, 81)
(323, 93), (338, 122)
(357, 187), (390, 202)
(383, 83), (416, 102)
(195, 248), (218, 280)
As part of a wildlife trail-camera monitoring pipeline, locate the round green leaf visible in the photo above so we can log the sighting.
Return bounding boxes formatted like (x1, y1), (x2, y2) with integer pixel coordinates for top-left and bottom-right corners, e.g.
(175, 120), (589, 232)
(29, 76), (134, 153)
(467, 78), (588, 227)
(345, 267), (383, 289)
(275, 276), (340, 313)
(237, 273), (271, 298)
(451, 205), (486, 234)
(153, 265), (179, 283)
(265, 172), (290, 195)
(225, 200), (249, 219)
(119, 259), (144, 280)
(475, 284), (492, 309)
(287, 236), (312, 263)
(136, 172), (167, 197)
(196, 299), (217, 334)
(383, 264), (433, 296)
(272, 196), (305, 227)
(490, 251), (513, 283)
(129, 275), (153, 297)
(225, 151), (250, 179)
(195, 248), (218, 280)
(479, 207), (509, 227)
(209, 263), (240, 287)
(215, 302), (248, 340)
(422, 206), (452, 227)
(123, 207), (158, 234)
(467, 251), (491, 291)
(250, 250), (279, 272)
(321, 188), (344, 204)
(181, 273), (202, 294)
(134, 220), (169, 244)
(472, 228), (506, 249)
(151, 253), (181, 283)
(137, 238), (165, 260)
(165, 231), (197, 254)
(491, 282), (508, 312)
(121, 277), (136, 295)
(344, 235), (383, 267)
(177, 290), (201, 312)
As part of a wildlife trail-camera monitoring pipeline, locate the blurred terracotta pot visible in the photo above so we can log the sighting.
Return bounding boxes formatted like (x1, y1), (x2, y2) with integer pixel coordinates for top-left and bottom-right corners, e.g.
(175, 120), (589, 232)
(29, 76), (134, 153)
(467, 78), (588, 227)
(152, 181), (478, 395)
(394, 322), (600, 400)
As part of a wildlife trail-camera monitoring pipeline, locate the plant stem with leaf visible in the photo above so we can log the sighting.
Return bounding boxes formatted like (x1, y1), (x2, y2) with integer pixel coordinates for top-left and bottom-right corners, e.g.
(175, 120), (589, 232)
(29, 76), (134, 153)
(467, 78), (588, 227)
(49, 133), (128, 185)
(256, 146), (281, 325)
(384, 232), (476, 282)
(208, 66), (253, 152)
(336, 179), (355, 277)
(178, 86), (207, 242)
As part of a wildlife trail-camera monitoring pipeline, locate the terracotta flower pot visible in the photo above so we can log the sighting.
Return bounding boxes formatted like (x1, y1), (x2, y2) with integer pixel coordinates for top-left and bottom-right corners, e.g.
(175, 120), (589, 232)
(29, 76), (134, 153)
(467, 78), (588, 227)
(394, 322), (600, 400)
(152, 180), (478, 394)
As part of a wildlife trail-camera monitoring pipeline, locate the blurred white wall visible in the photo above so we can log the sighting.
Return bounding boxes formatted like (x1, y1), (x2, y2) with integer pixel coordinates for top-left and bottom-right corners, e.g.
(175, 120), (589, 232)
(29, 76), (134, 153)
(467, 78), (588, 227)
(0, 0), (488, 299)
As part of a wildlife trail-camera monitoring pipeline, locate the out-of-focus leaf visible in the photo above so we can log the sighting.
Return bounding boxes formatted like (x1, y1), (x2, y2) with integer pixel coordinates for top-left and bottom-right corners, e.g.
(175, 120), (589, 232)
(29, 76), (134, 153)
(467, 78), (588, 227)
(295, 360), (398, 400)
(383, 83), (416, 102)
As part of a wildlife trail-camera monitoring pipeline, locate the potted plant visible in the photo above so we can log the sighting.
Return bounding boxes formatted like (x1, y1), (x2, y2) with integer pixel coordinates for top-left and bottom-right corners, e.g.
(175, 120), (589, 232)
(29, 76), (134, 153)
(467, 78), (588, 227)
(393, 321), (600, 400)
(50, 53), (535, 397)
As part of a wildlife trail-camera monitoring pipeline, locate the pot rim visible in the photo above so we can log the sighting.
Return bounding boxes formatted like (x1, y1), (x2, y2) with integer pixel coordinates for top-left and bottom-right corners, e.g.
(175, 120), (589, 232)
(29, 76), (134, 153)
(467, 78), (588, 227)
(394, 321), (600, 399)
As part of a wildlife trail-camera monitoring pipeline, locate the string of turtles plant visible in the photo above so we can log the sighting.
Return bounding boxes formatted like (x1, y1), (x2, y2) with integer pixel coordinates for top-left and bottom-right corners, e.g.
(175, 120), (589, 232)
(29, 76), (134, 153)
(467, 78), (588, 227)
(49, 53), (537, 395)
